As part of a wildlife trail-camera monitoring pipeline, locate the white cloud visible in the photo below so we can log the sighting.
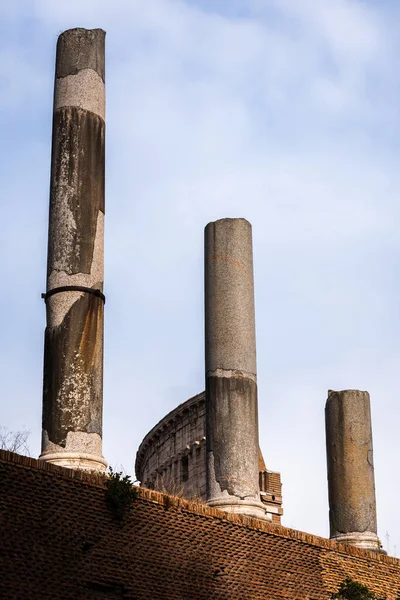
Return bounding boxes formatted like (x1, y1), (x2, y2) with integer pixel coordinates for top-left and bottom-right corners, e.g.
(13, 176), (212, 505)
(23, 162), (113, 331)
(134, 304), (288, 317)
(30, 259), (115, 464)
(275, 0), (382, 61)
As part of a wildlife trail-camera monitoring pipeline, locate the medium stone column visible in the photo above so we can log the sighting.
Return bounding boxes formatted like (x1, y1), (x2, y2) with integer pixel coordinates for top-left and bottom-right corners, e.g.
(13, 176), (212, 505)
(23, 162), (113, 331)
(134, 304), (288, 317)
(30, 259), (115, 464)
(325, 390), (381, 551)
(205, 218), (267, 519)
(40, 28), (107, 471)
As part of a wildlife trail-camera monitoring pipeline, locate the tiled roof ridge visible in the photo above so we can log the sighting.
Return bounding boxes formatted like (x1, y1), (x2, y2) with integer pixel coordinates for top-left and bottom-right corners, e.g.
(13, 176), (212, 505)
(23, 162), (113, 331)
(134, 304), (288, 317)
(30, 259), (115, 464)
(2, 449), (398, 567)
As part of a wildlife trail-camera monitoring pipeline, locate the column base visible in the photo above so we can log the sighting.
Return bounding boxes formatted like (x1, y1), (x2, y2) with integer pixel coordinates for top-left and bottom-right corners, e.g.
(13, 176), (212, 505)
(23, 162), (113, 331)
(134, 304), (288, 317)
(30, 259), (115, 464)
(207, 496), (271, 521)
(331, 531), (382, 552)
(39, 451), (107, 472)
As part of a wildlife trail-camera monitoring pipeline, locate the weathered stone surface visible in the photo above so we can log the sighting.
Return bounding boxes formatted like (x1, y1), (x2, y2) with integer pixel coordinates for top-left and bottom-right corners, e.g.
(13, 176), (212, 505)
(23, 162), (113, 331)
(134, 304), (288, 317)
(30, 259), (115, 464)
(48, 108), (105, 278)
(43, 293), (103, 446)
(205, 218), (266, 519)
(325, 389), (380, 551)
(41, 28), (106, 472)
(206, 375), (259, 499)
(135, 391), (284, 522)
(205, 218), (256, 377)
(55, 28), (105, 81)
(54, 70), (105, 119)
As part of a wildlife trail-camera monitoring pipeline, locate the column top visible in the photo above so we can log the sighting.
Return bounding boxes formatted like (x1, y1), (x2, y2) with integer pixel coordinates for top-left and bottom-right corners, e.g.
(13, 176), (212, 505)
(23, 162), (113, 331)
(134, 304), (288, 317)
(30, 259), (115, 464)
(205, 217), (251, 230)
(56, 28), (105, 82)
(326, 389), (370, 407)
(327, 389), (369, 395)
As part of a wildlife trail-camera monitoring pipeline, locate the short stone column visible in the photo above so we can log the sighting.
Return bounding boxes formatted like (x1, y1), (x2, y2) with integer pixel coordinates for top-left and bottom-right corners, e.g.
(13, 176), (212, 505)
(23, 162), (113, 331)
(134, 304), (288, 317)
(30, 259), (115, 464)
(325, 389), (381, 551)
(40, 28), (107, 471)
(205, 218), (267, 519)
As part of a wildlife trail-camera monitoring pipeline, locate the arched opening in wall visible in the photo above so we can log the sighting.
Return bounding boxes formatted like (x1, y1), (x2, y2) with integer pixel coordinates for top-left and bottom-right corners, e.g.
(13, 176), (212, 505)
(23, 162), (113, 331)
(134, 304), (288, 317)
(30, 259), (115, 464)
(181, 456), (189, 483)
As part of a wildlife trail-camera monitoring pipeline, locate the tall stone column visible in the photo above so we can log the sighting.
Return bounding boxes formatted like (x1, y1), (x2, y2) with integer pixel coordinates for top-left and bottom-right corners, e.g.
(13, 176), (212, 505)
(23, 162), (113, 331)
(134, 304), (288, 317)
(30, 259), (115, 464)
(40, 28), (107, 471)
(325, 390), (381, 551)
(205, 218), (267, 519)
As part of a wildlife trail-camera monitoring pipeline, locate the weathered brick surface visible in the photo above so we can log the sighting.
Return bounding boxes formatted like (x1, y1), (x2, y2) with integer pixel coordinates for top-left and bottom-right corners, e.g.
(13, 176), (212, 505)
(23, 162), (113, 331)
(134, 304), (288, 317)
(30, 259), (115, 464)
(1, 450), (400, 600)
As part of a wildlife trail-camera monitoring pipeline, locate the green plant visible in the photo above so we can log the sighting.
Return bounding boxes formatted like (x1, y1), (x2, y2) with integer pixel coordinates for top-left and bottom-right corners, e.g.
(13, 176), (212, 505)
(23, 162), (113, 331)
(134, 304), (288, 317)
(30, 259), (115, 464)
(105, 467), (138, 521)
(331, 578), (376, 600)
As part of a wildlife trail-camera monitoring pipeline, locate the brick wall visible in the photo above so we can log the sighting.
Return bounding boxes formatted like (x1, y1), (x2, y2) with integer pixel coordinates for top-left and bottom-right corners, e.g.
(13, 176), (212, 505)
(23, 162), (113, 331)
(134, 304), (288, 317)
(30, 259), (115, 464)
(1, 451), (400, 600)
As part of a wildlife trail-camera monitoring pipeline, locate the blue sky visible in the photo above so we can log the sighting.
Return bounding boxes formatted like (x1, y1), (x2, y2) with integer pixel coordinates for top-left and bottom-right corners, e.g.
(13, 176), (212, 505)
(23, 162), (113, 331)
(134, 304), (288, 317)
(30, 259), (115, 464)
(1, 0), (400, 551)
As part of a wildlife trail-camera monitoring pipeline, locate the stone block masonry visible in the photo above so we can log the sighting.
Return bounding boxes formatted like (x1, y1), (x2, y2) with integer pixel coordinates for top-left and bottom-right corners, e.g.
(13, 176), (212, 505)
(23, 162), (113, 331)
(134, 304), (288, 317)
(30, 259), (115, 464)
(136, 394), (208, 500)
(135, 392), (284, 522)
(40, 29), (107, 471)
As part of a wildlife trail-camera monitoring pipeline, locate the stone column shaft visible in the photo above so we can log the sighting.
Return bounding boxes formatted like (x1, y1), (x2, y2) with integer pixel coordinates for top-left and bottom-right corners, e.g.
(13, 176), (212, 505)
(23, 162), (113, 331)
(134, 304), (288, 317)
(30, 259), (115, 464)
(325, 389), (380, 551)
(205, 218), (266, 519)
(40, 28), (107, 471)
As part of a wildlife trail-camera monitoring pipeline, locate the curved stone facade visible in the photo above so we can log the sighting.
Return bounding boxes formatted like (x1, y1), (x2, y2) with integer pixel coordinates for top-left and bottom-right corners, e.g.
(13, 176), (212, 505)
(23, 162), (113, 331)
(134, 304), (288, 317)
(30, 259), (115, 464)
(135, 392), (283, 523)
